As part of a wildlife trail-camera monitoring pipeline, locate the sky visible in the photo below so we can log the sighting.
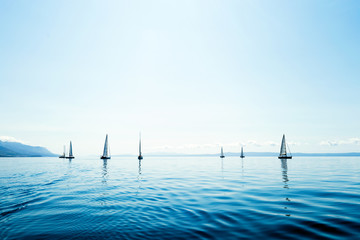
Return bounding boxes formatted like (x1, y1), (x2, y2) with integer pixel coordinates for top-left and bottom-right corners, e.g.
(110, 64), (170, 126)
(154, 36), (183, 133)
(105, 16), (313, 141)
(0, 0), (359, 155)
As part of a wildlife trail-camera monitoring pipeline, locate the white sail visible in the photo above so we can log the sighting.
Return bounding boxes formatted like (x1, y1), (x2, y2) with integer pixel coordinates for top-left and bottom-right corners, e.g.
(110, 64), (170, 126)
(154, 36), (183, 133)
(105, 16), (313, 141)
(103, 134), (109, 157)
(221, 147), (224, 156)
(279, 134), (287, 156)
(69, 141), (73, 157)
(63, 145), (66, 156)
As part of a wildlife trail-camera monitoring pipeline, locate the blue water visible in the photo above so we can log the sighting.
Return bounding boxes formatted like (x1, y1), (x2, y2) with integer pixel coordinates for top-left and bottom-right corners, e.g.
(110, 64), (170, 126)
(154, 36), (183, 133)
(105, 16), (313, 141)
(1, 157), (360, 239)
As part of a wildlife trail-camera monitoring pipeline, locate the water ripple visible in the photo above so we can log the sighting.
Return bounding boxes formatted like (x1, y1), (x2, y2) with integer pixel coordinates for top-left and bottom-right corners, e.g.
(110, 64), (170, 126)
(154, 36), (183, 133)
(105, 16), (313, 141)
(1, 157), (360, 239)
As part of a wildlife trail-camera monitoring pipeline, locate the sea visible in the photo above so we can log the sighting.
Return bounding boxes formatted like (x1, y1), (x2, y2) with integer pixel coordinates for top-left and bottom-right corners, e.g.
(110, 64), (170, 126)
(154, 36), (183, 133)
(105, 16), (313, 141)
(1, 156), (360, 239)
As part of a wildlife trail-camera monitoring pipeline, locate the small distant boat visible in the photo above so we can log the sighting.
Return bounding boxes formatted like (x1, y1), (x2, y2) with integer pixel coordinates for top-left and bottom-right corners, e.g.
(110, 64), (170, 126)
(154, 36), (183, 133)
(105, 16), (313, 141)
(278, 134), (292, 159)
(65, 141), (75, 159)
(240, 146), (245, 158)
(101, 134), (111, 160)
(59, 145), (66, 158)
(138, 132), (143, 160)
(220, 147), (225, 158)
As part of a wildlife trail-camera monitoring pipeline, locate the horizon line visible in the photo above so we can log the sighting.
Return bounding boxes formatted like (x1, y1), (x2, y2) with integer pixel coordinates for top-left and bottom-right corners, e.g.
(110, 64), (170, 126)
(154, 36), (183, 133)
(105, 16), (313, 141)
(75, 152), (360, 157)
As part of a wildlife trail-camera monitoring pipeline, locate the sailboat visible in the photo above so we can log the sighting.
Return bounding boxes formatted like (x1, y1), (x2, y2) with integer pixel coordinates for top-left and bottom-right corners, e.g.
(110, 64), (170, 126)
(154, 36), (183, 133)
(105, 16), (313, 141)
(240, 146), (245, 158)
(65, 141), (75, 159)
(220, 147), (225, 158)
(278, 134), (292, 159)
(59, 145), (66, 158)
(138, 133), (143, 160)
(101, 134), (111, 159)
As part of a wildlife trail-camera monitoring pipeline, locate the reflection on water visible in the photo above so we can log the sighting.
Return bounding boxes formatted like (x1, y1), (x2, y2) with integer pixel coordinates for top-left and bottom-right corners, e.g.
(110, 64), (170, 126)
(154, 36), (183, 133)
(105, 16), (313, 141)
(65, 158), (72, 178)
(221, 159), (224, 179)
(2, 157), (360, 239)
(241, 158), (244, 175)
(281, 159), (291, 217)
(137, 160), (142, 195)
(281, 159), (289, 189)
(102, 159), (108, 184)
(240, 158), (245, 188)
(138, 160), (142, 177)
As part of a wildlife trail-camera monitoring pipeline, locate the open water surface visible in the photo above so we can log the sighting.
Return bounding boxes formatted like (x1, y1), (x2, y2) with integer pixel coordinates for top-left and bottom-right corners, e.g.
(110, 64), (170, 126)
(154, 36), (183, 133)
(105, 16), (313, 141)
(1, 156), (360, 239)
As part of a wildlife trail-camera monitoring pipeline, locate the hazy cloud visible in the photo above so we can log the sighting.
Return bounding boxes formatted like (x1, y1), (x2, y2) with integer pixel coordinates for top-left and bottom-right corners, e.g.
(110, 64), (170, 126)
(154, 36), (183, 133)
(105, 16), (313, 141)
(0, 136), (25, 143)
(151, 140), (287, 152)
(320, 141), (338, 146)
(265, 141), (278, 147)
(320, 138), (360, 147)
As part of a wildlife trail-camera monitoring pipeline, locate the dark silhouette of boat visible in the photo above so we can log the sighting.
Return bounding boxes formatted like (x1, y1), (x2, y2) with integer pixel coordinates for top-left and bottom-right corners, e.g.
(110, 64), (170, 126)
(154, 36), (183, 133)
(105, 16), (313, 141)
(220, 147), (225, 158)
(101, 134), (111, 159)
(65, 141), (75, 159)
(59, 145), (66, 158)
(278, 134), (292, 159)
(138, 132), (143, 160)
(240, 146), (245, 158)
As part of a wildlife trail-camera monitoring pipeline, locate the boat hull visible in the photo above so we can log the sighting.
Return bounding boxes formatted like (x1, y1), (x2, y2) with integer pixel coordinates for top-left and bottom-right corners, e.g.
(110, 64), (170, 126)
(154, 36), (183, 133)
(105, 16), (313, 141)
(59, 156), (65, 158)
(220, 156), (225, 158)
(101, 156), (111, 159)
(138, 155), (143, 160)
(240, 156), (245, 158)
(278, 156), (292, 159)
(65, 156), (75, 159)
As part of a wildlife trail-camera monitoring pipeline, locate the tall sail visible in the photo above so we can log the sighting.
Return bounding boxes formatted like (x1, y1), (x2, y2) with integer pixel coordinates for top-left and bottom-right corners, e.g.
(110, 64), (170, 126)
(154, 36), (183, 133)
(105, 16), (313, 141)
(279, 134), (287, 156)
(103, 134), (109, 157)
(69, 141), (73, 157)
(240, 147), (244, 158)
(101, 134), (111, 159)
(63, 145), (66, 156)
(220, 147), (225, 158)
(138, 132), (143, 160)
(279, 134), (292, 159)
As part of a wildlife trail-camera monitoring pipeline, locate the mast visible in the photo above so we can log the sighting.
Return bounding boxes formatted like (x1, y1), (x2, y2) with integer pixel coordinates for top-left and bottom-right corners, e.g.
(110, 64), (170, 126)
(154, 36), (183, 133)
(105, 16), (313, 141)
(139, 132), (142, 156)
(138, 132), (143, 160)
(279, 134), (292, 159)
(279, 134), (287, 157)
(69, 141), (73, 157)
(103, 134), (109, 157)
(220, 146), (225, 158)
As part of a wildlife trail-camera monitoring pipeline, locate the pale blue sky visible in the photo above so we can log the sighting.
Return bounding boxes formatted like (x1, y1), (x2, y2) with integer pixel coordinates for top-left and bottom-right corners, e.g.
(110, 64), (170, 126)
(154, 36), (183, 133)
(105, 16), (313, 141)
(0, 0), (359, 155)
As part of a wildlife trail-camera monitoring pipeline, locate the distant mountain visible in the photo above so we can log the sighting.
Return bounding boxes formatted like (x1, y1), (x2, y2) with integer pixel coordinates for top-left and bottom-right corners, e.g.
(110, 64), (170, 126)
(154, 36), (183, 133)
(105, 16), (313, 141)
(0, 141), (56, 157)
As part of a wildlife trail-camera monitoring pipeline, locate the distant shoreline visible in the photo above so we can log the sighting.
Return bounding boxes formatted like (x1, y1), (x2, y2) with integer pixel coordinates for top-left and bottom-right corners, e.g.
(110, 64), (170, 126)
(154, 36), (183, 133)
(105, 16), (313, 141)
(2, 152), (360, 158)
(0, 155), (56, 158)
